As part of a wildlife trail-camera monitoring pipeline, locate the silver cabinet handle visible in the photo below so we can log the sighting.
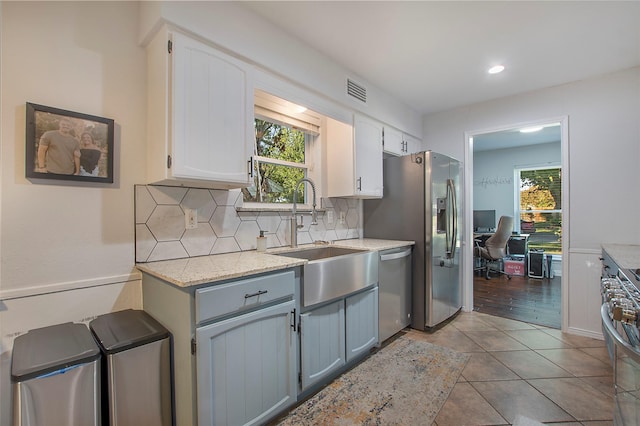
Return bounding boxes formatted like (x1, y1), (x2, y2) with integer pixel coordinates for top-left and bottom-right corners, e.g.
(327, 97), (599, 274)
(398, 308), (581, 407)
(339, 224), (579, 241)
(248, 157), (254, 178)
(380, 248), (412, 262)
(244, 290), (268, 299)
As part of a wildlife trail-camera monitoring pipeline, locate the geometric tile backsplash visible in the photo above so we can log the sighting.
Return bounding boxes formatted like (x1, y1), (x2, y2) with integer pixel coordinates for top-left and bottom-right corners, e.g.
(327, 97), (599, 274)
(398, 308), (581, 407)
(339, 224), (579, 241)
(135, 185), (362, 263)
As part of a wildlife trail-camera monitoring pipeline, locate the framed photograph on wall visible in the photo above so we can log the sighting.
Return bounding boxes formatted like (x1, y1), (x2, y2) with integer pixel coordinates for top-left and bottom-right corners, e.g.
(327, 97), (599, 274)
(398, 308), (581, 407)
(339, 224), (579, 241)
(25, 102), (114, 183)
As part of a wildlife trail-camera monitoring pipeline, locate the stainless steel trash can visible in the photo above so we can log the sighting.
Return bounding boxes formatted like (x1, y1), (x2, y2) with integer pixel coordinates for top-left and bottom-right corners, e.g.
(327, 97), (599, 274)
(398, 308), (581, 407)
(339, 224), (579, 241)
(11, 322), (101, 426)
(89, 309), (172, 426)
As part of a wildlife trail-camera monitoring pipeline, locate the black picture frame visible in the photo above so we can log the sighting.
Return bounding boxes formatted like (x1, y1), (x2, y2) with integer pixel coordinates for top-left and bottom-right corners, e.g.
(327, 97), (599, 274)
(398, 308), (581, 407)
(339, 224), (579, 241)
(26, 102), (114, 183)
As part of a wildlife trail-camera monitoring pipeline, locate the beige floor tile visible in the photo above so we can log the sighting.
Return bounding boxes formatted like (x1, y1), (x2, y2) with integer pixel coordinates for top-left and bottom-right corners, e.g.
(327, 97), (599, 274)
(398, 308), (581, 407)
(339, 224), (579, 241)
(471, 380), (575, 423)
(491, 350), (572, 379)
(409, 328), (486, 353)
(416, 313), (615, 426)
(504, 329), (572, 350)
(479, 315), (538, 331)
(450, 313), (500, 332)
(527, 377), (614, 421)
(536, 348), (612, 377)
(579, 375), (616, 397)
(461, 352), (520, 382)
(580, 346), (613, 366)
(540, 328), (605, 348)
(463, 330), (530, 352)
(434, 382), (507, 426)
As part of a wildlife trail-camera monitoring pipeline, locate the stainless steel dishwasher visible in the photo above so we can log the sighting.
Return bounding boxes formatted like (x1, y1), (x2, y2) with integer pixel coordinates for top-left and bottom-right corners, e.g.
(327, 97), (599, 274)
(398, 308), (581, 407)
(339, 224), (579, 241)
(378, 246), (412, 342)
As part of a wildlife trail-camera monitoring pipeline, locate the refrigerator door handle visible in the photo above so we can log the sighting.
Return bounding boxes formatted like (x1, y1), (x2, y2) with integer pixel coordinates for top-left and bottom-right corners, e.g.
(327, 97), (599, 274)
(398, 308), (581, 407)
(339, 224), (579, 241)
(446, 178), (457, 260)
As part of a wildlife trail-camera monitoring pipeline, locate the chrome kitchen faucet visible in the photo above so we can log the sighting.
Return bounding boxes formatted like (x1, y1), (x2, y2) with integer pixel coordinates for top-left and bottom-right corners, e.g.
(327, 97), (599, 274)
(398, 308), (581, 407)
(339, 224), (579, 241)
(290, 177), (318, 248)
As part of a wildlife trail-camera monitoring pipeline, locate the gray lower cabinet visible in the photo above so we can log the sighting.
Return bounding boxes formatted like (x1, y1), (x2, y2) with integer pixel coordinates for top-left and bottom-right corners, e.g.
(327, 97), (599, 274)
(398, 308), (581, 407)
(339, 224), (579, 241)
(346, 286), (379, 362)
(142, 269), (297, 426)
(300, 299), (346, 390)
(143, 266), (380, 424)
(196, 300), (297, 426)
(300, 286), (379, 391)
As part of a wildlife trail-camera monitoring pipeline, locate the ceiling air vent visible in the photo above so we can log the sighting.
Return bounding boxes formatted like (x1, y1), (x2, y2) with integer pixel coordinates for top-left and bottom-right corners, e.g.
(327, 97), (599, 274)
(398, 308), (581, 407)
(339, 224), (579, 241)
(346, 78), (367, 103)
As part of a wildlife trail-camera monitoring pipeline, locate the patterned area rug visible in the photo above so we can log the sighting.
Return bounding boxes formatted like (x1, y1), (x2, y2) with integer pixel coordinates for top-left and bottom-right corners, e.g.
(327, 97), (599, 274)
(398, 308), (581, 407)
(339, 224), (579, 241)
(276, 334), (469, 425)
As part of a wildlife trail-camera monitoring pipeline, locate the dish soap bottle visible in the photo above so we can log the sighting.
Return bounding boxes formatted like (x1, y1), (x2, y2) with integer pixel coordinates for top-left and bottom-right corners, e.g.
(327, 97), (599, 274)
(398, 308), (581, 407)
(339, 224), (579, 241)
(257, 230), (267, 252)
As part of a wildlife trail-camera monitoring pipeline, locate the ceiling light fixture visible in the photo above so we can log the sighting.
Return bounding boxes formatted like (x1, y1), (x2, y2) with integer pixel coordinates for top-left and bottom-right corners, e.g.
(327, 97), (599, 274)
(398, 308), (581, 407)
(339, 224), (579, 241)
(488, 65), (505, 74)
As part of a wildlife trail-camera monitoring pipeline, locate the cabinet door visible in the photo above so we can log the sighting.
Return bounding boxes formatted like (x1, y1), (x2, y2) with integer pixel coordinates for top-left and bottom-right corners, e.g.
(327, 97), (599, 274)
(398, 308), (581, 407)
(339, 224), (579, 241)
(346, 287), (379, 362)
(196, 300), (297, 426)
(383, 126), (404, 156)
(300, 300), (346, 390)
(171, 32), (253, 186)
(353, 115), (383, 198)
(325, 118), (355, 198)
(402, 133), (422, 155)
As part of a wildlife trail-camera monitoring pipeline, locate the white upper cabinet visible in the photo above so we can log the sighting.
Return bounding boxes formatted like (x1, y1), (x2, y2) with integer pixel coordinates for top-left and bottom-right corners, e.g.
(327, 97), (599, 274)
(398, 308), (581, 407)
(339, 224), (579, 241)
(382, 126), (404, 156)
(146, 28), (254, 189)
(384, 126), (422, 156)
(325, 115), (383, 198)
(402, 133), (422, 155)
(353, 115), (384, 197)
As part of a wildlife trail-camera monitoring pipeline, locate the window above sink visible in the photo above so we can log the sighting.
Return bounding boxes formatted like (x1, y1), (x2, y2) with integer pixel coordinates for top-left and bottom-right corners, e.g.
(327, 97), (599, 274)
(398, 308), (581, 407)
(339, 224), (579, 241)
(242, 90), (325, 209)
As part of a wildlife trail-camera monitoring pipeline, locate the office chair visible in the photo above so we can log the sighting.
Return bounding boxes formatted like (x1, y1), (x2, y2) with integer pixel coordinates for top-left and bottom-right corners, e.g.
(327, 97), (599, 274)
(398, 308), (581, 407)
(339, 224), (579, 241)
(474, 215), (514, 280)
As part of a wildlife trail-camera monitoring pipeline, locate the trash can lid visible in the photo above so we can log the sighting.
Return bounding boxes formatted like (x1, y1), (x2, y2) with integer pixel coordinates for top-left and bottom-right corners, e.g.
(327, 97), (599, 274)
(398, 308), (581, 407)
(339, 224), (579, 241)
(11, 322), (100, 382)
(89, 309), (169, 354)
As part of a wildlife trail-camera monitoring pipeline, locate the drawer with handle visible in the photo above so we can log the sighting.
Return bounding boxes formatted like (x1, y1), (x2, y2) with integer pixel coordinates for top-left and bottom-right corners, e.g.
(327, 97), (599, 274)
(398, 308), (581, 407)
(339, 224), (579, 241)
(195, 270), (295, 324)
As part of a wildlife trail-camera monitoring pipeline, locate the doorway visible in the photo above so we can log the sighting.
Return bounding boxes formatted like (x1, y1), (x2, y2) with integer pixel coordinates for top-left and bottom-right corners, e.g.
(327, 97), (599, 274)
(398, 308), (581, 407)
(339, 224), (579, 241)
(464, 118), (568, 329)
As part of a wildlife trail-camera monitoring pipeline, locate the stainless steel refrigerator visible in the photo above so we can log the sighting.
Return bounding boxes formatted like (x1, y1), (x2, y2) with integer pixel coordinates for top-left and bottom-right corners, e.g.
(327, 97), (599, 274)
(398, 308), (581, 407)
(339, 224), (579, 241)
(364, 151), (462, 329)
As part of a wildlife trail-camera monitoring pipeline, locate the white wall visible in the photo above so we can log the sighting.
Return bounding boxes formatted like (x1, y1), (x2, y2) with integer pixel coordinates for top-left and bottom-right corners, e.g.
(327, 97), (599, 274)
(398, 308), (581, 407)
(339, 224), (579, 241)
(473, 142), (561, 221)
(0, 3), (147, 423)
(138, 1), (423, 139)
(423, 66), (640, 337)
(0, 3), (423, 424)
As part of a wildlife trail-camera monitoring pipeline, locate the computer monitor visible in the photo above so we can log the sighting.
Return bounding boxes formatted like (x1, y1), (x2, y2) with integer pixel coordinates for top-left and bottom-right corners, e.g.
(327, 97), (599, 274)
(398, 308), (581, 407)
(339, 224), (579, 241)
(473, 210), (496, 232)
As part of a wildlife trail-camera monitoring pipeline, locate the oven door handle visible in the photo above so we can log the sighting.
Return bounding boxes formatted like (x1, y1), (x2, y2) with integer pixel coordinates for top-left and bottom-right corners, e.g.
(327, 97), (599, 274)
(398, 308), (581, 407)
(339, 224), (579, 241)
(601, 303), (640, 363)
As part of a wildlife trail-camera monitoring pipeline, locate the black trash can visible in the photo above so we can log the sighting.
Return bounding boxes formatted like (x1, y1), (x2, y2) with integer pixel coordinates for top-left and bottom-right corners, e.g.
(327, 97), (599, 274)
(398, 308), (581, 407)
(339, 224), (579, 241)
(89, 309), (172, 426)
(11, 322), (101, 426)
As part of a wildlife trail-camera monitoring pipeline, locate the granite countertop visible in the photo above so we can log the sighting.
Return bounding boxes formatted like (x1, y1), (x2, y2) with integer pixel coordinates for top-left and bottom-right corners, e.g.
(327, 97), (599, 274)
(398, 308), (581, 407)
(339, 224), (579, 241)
(602, 244), (640, 269)
(137, 238), (414, 288)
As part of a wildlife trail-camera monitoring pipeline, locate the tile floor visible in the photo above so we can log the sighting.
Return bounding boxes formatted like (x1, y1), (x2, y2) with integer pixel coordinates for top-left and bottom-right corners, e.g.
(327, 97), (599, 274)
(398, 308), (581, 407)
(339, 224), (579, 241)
(408, 311), (614, 426)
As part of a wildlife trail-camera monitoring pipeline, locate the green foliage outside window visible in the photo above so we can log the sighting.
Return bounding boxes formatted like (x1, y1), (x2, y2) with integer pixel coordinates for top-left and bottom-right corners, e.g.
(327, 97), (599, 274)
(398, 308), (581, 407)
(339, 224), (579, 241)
(519, 168), (562, 254)
(243, 118), (307, 203)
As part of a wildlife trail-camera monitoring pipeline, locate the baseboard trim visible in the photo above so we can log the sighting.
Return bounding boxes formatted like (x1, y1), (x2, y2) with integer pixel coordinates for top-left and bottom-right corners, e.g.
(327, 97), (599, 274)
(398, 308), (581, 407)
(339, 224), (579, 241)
(566, 325), (603, 340)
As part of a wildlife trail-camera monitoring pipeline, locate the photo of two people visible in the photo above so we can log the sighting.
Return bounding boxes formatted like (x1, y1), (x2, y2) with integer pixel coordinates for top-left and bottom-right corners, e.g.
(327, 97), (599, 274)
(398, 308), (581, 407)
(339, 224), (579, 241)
(26, 103), (114, 183)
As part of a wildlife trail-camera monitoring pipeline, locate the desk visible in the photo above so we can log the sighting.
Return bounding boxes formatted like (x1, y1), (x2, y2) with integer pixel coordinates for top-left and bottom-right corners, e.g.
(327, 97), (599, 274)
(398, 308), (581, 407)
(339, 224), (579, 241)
(473, 233), (529, 252)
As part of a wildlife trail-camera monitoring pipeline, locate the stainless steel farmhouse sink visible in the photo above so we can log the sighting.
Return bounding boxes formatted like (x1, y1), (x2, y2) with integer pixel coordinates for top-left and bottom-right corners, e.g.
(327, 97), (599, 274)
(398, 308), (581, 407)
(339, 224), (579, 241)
(274, 247), (378, 307)
(273, 246), (365, 261)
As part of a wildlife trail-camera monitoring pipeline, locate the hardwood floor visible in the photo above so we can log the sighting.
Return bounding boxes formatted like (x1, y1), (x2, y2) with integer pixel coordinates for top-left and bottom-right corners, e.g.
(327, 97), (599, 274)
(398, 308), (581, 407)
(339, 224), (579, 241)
(473, 271), (561, 329)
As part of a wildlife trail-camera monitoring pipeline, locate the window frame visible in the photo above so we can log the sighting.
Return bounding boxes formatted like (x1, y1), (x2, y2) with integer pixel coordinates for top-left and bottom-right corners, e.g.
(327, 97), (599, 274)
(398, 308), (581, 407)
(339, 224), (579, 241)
(514, 164), (562, 253)
(243, 113), (318, 209)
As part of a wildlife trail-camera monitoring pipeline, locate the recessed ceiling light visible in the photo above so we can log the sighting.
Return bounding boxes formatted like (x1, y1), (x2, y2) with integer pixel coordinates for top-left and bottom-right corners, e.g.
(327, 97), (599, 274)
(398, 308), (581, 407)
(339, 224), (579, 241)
(488, 65), (505, 74)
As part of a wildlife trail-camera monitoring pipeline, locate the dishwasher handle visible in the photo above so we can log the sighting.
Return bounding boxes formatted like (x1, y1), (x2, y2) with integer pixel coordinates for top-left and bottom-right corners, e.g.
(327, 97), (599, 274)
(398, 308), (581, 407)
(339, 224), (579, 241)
(380, 248), (412, 262)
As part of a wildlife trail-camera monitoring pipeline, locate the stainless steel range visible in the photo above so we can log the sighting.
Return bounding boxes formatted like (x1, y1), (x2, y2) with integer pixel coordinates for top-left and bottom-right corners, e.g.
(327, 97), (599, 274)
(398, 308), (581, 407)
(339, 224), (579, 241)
(601, 246), (640, 424)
